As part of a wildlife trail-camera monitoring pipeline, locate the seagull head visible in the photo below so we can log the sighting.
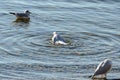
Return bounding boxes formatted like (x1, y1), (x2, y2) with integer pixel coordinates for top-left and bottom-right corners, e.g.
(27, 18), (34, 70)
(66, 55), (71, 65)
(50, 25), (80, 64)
(53, 32), (57, 35)
(25, 10), (31, 15)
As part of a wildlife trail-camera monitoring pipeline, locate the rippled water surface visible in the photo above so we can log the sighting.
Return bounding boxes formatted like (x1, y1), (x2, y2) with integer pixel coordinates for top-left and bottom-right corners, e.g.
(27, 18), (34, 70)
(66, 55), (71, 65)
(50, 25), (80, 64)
(0, 0), (120, 80)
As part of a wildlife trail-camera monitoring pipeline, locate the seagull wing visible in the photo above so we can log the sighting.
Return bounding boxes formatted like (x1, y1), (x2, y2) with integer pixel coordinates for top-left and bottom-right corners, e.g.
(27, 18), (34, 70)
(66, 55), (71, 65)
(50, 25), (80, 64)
(57, 34), (65, 42)
(16, 13), (29, 17)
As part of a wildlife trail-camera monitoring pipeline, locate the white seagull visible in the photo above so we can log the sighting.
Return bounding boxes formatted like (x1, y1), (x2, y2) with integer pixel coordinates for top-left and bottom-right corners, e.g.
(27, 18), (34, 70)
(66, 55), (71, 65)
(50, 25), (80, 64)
(91, 59), (112, 79)
(52, 32), (68, 45)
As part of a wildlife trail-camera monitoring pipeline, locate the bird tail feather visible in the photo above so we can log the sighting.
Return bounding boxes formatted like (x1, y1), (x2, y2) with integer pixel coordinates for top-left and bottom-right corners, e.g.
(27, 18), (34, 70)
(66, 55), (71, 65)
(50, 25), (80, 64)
(9, 12), (16, 15)
(91, 75), (95, 79)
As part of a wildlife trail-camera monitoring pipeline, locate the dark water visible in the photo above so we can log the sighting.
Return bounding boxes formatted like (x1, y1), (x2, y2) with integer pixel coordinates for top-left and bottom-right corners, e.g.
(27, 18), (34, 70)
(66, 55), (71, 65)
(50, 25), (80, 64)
(0, 0), (120, 80)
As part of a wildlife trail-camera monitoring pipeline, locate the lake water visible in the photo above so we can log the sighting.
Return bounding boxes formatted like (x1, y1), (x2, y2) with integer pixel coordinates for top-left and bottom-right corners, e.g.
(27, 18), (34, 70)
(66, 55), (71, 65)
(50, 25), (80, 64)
(0, 0), (120, 80)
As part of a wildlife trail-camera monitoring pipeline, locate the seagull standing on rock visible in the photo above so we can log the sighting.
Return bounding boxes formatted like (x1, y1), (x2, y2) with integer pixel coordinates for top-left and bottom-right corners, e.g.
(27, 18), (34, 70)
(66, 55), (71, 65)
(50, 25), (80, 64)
(91, 59), (112, 79)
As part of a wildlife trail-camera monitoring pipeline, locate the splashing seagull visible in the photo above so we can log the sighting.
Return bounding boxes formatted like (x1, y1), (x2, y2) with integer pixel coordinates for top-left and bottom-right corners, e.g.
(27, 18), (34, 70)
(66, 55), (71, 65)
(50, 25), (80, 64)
(91, 59), (112, 79)
(9, 10), (31, 22)
(52, 32), (68, 45)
